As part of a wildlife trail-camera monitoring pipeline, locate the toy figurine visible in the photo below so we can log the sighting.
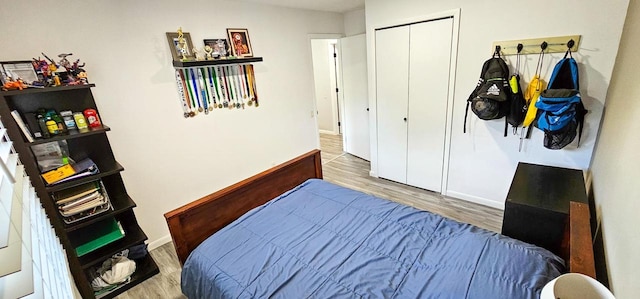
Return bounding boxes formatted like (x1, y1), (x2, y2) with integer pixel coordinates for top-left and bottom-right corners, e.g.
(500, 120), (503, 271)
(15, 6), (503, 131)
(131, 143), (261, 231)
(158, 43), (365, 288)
(70, 59), (86, 76)
(76, 72), (88, 84)
(2, 77), (28, 91)
(193, 47), (204, 61)
(58, 53), (73, 71)
(216, 39), (228, 59)
(204, 45), (213, 60)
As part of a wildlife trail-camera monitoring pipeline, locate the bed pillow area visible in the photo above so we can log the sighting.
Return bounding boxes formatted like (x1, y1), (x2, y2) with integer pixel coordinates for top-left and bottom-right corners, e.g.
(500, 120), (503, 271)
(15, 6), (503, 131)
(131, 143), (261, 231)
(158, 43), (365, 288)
(182, 179), (564, 298)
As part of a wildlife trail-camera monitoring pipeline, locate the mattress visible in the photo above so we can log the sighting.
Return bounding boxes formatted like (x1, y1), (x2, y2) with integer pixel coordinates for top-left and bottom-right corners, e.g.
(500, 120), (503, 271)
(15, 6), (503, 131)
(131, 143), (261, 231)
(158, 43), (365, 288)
(182, 179), (564, 298)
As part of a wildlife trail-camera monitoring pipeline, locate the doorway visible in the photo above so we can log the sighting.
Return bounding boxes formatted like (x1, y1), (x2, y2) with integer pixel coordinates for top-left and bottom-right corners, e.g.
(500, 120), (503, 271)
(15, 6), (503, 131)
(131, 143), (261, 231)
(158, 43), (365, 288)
(311, 39), (342, 136)
(310, 34), (370, 161)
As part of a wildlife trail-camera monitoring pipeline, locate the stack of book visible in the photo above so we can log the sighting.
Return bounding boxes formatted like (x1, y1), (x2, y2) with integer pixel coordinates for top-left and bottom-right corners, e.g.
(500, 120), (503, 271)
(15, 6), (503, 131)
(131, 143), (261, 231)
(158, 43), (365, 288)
(52, 181), (112, 224)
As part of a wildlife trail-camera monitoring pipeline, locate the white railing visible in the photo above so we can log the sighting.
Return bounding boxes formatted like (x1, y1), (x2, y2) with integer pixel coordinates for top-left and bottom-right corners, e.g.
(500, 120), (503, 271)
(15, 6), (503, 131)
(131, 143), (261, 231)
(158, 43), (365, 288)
(0, 119), (76, 298)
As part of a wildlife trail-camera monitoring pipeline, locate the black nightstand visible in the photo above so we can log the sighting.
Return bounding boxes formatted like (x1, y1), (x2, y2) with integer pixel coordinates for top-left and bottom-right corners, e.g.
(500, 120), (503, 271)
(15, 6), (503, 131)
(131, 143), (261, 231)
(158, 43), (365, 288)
(502, 162), (587, 255)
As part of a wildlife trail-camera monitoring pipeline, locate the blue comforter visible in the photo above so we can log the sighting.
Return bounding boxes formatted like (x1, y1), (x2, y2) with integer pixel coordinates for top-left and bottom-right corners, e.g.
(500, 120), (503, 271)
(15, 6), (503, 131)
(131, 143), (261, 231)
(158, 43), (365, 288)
(182, 179), (564, 298)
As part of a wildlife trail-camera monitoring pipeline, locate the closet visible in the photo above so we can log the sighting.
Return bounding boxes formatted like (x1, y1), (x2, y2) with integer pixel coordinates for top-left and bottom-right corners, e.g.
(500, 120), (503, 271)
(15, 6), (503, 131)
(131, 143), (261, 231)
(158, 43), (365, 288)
(375, 17), (453, 192)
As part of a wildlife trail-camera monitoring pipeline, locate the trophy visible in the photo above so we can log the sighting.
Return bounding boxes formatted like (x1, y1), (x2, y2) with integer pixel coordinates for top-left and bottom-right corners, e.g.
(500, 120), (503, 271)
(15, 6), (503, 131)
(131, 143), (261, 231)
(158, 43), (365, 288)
(177, 27), (187, 61)
(204, 45), (213, 60)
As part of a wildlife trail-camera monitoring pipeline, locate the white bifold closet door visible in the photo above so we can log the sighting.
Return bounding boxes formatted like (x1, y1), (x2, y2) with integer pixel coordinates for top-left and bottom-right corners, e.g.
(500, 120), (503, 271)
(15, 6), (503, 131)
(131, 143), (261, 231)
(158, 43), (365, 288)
(376, 17), (453, 192)
(376, 26), (410, 183)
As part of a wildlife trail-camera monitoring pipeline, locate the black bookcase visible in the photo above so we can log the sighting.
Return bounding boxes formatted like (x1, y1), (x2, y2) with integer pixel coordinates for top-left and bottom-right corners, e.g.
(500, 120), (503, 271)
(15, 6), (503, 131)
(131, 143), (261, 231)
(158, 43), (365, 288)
(0, 85), (158, 299)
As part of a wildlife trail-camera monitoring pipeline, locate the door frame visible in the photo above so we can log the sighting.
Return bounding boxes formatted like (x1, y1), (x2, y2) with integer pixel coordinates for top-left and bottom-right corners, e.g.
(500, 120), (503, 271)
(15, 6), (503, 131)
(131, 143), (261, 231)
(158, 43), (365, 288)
(367, 9), (460, 196)
(308, 34), (345, 145)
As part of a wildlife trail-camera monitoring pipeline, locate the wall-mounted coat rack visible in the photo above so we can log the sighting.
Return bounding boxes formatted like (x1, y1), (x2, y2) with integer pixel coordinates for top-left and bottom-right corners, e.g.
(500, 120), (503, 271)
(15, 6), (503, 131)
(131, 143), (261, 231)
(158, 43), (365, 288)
(492, 35), (581, 55)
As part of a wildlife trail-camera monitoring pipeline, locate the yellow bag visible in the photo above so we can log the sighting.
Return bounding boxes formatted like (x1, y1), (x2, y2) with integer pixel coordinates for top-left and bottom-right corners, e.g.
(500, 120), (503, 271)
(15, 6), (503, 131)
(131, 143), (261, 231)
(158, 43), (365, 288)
(522, 75), (547, 127)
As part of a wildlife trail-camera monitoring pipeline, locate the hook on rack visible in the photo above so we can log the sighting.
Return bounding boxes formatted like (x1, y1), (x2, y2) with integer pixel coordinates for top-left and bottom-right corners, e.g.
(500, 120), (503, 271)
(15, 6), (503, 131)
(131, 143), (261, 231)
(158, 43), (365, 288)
(541, 41), (548, 51)
(567, 39), (575, 49)
(517, 43), (524, 53)
(495, 45), (501, 54)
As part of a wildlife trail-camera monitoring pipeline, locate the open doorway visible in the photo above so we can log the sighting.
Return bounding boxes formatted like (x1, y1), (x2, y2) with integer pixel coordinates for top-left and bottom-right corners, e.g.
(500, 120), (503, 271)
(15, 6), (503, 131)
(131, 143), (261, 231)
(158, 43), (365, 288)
(311, 39), (342, 136)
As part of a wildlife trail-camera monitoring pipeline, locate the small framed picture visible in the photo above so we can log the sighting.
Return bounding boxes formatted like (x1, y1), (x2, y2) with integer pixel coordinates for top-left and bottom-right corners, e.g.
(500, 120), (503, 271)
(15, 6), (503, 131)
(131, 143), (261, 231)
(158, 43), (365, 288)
(203, 39), (229, 58)
(1, 61), (39, 85)
(226, 28), (253, 57)
(166, 32), (195, 61)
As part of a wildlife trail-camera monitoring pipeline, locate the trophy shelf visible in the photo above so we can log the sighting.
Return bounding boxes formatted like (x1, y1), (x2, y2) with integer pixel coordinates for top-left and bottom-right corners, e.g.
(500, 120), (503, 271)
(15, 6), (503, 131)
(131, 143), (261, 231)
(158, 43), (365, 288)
(172, 57), (263, 68)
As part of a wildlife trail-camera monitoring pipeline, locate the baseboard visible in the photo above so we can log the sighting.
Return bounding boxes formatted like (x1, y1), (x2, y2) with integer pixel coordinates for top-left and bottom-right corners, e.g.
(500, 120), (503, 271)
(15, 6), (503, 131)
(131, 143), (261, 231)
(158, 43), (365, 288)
(318, 129), (338, 135)
(446, 191), (505, 210)
(148, 234), (172, 251)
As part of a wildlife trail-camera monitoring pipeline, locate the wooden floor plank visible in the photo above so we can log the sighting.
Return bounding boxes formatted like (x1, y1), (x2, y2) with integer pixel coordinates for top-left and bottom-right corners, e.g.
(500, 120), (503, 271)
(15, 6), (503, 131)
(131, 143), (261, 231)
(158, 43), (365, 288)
(115, 133), (504, 298)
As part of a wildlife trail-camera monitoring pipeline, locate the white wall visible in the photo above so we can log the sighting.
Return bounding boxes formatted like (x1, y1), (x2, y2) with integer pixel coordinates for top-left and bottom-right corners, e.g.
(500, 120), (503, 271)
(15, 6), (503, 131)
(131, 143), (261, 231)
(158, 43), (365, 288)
(344, 9), (366, 36)
(365, 0), (629, 208)
(1, 0), (344, 246)
(590, 0), (640, 297)
(311, 39), (340, 133)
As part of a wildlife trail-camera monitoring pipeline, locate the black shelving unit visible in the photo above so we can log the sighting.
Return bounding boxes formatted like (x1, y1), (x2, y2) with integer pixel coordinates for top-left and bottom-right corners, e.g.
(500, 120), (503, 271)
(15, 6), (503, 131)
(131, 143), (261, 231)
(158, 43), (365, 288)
(172, 56), (263, 67)
(0, 85), (158, 299)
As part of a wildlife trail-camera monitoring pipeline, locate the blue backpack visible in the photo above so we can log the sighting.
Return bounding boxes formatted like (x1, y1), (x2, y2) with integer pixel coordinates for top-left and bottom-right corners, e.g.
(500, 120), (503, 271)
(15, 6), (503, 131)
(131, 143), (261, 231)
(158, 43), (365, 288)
(534, 52), (587, 149)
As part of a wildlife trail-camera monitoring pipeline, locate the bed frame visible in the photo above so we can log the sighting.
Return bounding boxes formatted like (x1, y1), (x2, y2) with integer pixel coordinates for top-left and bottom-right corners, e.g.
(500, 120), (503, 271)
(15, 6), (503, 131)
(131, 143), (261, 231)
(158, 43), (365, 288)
(164, 149), (596, 278)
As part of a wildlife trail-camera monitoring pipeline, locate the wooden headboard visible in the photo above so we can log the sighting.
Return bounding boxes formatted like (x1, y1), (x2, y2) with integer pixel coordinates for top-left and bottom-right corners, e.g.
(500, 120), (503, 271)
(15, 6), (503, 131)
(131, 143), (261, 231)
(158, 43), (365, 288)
(164, 149), (322, 265)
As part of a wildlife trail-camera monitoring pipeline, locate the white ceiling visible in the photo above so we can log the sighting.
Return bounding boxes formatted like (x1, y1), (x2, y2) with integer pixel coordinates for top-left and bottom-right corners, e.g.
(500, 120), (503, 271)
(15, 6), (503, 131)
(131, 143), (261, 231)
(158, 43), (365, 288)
(237, 0), (365, 13)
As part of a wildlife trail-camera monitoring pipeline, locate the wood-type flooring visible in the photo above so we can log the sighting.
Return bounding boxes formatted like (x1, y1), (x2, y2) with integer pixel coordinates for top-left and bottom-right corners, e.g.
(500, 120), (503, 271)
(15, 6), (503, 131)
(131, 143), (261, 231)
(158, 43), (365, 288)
(115, 133), (503, 298)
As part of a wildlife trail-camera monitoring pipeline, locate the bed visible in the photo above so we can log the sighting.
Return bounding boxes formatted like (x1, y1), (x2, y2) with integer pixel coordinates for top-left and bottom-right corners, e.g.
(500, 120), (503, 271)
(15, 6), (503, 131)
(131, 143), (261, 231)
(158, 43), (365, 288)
(165, 150), (596, 298)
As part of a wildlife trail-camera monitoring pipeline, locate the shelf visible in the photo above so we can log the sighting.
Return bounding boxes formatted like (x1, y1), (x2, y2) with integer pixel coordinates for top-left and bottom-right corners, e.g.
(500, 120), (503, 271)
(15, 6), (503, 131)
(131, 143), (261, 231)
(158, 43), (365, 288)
(45, 161), (124, 193)
(0, 84), (95, 96)
(29, 126), (111, 146)
(94, 253), (159, 299)
(172, 56), (263, 67)
(78, 222), (147, 269)
(63, 194), (136, 233)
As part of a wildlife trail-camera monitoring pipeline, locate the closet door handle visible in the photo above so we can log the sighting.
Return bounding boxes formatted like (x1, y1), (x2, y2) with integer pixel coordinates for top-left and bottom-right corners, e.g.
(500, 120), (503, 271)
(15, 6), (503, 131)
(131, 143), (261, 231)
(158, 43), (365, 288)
(403, 117), (407, 122)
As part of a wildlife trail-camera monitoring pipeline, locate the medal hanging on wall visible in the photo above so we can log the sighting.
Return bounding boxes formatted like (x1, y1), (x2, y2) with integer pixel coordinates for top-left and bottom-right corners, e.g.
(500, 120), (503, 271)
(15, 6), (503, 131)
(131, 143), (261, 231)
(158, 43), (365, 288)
(196, 67), (209, 114)
(217, 66), (229, 108)
(248, 64), (259, 107)
(231, 65), (242, 109)
(183, 69), (197, 117)
(206, 67), (218, 110)
(237, 65), (247, 109)
(190, 68), (204, 113)
(174, 70), (190, 118)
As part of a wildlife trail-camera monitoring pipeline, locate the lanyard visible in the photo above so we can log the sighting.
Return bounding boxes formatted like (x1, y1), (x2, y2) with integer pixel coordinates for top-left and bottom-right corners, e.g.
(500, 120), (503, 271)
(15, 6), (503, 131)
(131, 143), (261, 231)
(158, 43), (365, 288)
(248, 65), (259, 107)
(196, 68), (210, 114)
(206, 67), (218, 108)
(189, 68), (202, 113)
(174, 70), (190, 117)
(184, 69), (197, 114)
(219, 66), (232, 108)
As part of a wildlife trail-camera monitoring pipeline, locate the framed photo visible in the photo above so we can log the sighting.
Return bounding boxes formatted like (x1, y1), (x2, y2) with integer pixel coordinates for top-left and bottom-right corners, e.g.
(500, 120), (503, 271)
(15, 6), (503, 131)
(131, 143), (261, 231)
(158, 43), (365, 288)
(203, 39), (229, 58)
(226, 28), (253, 57)
(166, 32), (195, 61)
(1, 61), (39, 85)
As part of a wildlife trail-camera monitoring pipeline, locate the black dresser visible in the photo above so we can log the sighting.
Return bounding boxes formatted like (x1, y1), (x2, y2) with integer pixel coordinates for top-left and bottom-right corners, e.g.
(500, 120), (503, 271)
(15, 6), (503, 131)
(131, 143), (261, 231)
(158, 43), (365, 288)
(502, 162), (587, 255)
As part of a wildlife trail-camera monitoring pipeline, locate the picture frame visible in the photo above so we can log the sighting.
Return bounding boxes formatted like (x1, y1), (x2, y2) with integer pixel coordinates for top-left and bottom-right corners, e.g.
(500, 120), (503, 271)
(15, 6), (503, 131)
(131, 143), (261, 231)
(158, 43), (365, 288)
(1, 61), (39, 85)
(166, 32), (195, 61)
(226, 28), (253, 57)
(203, 39), (230, 58)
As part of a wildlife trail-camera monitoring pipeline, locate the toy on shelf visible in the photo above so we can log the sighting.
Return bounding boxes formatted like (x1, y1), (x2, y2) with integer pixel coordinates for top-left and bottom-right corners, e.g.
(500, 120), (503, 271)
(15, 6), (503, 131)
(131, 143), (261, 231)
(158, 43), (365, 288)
(1, 76), (28, 91)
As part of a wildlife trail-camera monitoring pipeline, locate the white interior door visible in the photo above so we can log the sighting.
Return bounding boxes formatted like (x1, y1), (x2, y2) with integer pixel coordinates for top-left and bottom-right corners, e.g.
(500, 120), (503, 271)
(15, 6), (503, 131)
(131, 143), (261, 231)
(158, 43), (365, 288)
(406, 18), (453, 192)
(375, 26), (410, 184)
(340, 34), (370, 161)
